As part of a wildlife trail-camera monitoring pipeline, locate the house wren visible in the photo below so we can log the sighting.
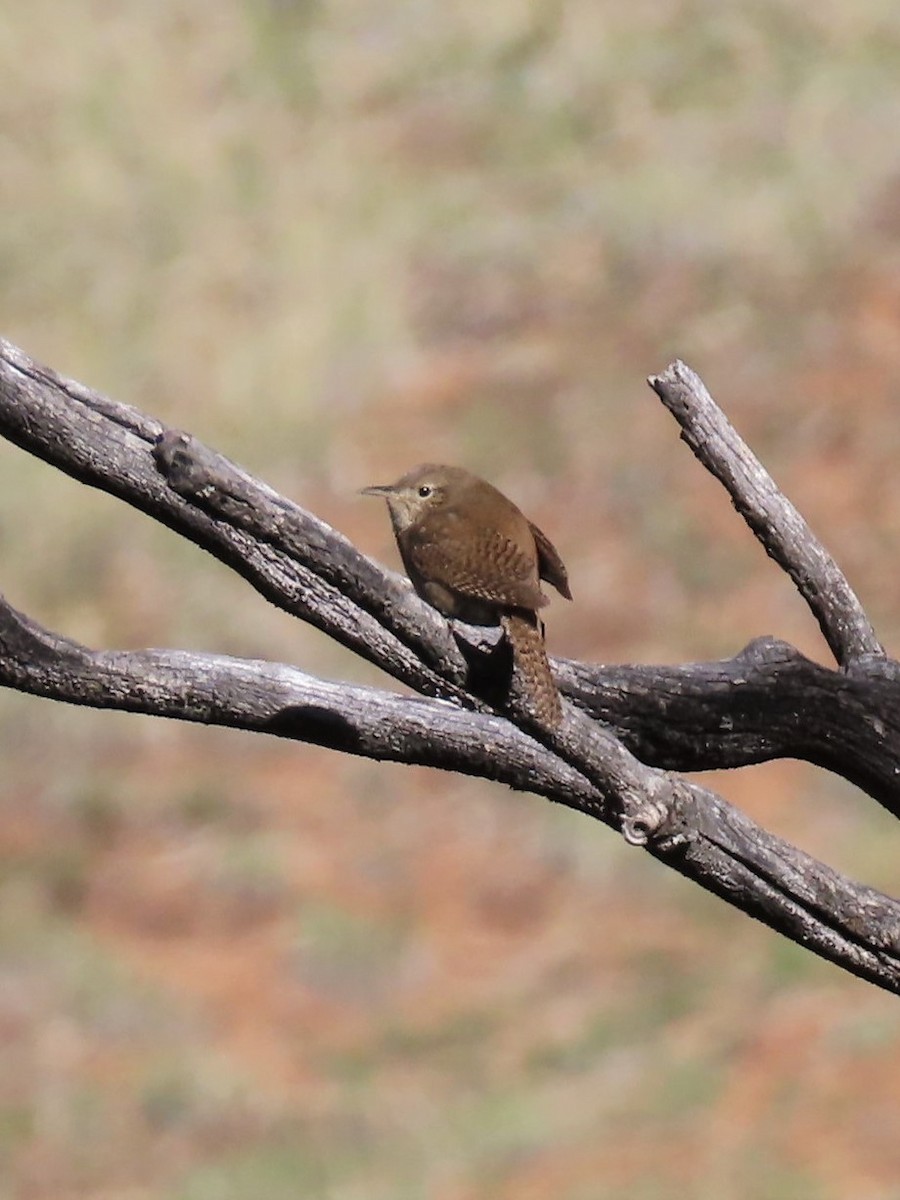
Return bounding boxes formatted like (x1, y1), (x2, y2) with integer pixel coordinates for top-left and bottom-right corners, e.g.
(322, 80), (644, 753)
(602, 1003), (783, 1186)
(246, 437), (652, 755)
(361, 464), (571, 727)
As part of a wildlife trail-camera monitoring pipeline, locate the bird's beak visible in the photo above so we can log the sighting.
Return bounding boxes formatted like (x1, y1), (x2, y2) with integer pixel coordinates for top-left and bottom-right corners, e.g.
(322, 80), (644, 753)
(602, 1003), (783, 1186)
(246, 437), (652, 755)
(359, 484), (394, 497)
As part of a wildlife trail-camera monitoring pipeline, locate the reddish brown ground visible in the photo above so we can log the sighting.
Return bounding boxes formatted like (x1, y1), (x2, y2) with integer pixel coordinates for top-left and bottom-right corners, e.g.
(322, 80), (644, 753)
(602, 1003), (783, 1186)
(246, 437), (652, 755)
(5, 254), (900, 1199)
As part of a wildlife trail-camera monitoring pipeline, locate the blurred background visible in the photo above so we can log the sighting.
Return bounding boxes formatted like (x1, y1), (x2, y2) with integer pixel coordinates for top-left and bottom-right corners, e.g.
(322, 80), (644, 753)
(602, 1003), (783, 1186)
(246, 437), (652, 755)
(2, 2), (900, 1197)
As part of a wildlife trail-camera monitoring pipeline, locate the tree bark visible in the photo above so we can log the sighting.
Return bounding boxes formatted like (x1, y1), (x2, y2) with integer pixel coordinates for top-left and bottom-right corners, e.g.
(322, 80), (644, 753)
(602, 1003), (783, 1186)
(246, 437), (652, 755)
(2, 339), (899, 994)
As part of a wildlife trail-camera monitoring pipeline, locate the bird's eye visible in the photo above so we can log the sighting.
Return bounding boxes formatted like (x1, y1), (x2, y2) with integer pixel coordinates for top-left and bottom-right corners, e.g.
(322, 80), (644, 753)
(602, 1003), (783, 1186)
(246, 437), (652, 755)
(417, 484), (433, 498)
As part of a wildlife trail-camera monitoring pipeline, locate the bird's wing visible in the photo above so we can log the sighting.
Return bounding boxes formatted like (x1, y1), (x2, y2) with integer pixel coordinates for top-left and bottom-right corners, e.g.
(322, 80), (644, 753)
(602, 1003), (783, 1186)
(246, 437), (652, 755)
(407, 522), (547, 610)
(530, 521), (572, 600)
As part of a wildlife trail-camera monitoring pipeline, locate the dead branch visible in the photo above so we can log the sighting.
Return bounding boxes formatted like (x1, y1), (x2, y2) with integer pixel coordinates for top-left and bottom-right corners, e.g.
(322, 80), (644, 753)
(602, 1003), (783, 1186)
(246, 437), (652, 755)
(648, 360), (883, 665)
(2, 337), (899, 995)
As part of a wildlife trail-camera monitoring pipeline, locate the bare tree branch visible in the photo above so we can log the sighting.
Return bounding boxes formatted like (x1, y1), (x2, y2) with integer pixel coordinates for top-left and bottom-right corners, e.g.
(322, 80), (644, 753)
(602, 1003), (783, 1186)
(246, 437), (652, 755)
(2, 592), (899, 994)
(561, 640), (900, 819)
(2, 337), (899, 995)
(648, 360), (884, 666)
(0, 339), (470, 703)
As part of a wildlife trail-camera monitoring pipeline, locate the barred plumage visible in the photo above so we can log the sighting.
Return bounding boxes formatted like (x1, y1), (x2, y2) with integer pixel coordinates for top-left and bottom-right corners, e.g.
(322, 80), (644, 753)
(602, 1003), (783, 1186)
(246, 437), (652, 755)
(362, 464), (571, 729)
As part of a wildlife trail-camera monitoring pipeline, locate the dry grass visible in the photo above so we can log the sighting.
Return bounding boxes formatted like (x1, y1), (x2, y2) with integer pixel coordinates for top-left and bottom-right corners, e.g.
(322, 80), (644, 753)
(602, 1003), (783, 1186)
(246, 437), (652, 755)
(3, 2), (900, 1197)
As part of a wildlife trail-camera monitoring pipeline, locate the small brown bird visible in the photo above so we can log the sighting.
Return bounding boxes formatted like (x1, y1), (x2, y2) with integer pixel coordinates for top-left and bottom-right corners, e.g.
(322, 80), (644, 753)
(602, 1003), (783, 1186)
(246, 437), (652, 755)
(361, 464), (571, 727)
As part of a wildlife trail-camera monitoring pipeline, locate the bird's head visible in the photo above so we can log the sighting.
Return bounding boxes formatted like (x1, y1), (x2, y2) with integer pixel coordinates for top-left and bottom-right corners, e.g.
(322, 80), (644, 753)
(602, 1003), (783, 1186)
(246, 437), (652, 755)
(360, 463), (465, 531)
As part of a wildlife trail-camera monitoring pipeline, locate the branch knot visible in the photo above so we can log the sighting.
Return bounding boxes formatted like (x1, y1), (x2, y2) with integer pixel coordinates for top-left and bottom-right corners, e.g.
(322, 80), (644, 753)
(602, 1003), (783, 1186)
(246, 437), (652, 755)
(620, 791), (670, 847)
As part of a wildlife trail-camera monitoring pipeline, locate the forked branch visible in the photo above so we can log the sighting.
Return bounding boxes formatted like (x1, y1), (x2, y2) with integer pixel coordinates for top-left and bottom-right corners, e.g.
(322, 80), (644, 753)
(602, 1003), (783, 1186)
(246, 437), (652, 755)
(1, 339), (899, 993)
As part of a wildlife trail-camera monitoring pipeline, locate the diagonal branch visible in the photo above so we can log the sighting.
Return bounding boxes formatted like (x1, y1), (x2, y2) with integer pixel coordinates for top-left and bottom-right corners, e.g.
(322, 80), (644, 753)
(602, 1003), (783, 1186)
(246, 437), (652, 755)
(1, 337), (899, 995)
(0, 338), (470, 704)
(648, 360), (883, 667)
(2, 592), (899, 995)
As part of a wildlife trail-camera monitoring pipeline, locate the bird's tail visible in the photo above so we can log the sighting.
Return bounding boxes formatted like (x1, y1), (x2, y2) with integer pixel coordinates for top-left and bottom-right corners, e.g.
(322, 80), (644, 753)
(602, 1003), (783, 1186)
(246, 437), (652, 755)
(501, 610), (563, 729)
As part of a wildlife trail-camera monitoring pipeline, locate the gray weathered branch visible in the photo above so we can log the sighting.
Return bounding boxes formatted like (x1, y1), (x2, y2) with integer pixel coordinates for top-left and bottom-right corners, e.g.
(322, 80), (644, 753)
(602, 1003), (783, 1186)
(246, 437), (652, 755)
(648, 360), (884, 666)
(1, 337), (899, 995)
